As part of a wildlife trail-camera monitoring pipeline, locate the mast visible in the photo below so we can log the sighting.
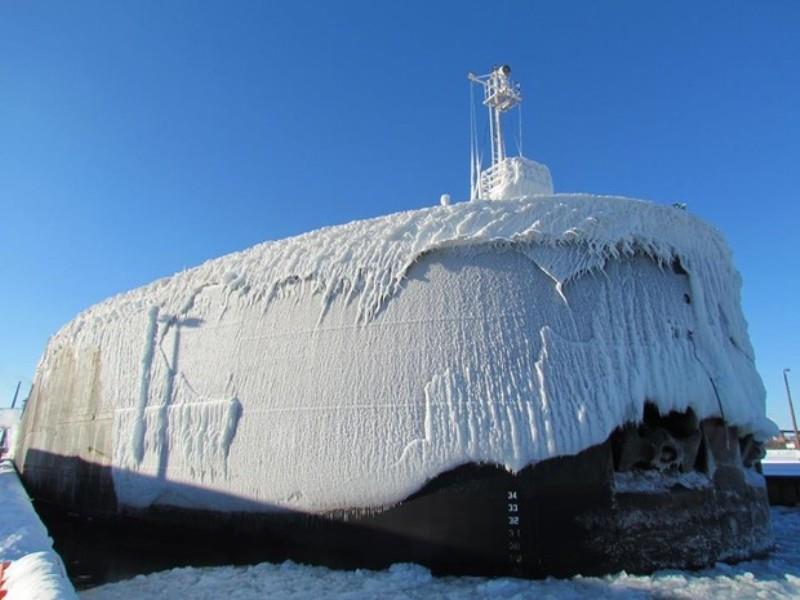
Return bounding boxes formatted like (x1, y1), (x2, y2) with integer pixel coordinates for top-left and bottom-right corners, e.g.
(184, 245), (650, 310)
(468, 65), (523, 199)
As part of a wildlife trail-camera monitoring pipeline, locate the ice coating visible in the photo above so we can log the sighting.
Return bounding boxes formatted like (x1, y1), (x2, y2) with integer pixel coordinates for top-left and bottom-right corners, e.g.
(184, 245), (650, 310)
(25, 194), (776, 513)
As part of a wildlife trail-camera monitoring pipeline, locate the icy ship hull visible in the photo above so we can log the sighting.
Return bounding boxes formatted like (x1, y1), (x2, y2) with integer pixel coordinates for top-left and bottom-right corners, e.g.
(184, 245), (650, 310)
(21, 412), (770, 578)
(14, 196), (776, 577)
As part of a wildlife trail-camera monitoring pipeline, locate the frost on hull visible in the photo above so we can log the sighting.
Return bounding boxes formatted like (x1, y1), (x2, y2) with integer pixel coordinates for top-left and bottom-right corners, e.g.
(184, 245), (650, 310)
(15, 195), (775, 575)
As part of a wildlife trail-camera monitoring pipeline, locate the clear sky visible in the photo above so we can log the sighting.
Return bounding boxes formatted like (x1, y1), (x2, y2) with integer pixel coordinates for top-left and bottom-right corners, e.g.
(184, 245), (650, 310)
(1, 1), (798, 428)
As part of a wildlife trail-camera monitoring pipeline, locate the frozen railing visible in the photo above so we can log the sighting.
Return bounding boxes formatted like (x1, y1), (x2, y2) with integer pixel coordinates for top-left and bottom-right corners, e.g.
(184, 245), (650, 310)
(478, 156), (554, 200)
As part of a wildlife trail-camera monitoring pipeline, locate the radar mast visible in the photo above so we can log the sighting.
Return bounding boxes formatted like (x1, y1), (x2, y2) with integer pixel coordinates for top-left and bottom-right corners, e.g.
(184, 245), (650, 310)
(468, 65), (553, 201)
(468, 65), (521, 168)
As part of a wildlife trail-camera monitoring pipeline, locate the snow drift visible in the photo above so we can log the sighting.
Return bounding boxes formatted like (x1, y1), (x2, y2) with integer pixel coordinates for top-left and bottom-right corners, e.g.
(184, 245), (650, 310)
(22, 194), (776, 513)
(0, 461), (77, 600)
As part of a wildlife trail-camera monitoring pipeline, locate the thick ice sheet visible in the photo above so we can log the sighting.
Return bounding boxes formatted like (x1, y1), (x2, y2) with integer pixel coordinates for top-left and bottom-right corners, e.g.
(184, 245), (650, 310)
(0, 461), (77, 600)
(80, 507), (800, 600)
(24, 195), (776, 512)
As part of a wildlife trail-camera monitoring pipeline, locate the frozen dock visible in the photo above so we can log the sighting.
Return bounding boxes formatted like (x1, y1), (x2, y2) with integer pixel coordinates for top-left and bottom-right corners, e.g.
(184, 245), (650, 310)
(763, 450), (800, 506)
(0, 460), (76, 600)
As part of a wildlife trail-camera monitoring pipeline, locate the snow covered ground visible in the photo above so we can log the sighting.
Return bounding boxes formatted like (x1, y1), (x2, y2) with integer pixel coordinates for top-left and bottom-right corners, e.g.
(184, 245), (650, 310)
(82, 507), (800, 599)
(0, 460), (77, 600)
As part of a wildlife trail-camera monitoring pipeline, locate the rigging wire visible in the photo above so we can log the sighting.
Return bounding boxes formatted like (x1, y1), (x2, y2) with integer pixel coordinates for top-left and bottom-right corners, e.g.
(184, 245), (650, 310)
(469, 81), (487, 200)
(469, 81), (477, 199)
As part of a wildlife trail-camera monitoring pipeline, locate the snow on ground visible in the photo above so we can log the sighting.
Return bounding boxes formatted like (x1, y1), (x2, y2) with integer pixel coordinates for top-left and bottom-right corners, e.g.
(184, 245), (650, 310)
(82, 507), (800, 600)
(0, 460), (77, 599)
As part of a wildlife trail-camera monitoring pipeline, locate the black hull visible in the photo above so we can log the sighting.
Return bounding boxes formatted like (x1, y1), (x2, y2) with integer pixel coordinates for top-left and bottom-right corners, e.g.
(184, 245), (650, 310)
(19, 415), (772, 582)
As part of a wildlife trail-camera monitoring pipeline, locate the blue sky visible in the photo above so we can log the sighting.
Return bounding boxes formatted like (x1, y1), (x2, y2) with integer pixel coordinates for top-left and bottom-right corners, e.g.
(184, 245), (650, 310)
(1, 1), (798, 428)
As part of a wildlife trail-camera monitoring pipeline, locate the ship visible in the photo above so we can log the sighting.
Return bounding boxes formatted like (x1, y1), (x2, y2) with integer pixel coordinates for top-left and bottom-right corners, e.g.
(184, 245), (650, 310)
(13, 65), (776, 578)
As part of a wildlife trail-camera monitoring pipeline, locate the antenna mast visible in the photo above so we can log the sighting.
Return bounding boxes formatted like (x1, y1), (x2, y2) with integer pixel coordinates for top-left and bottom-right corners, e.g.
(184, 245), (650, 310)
(468, 65), (522, 198)
(467, 65), (553, 201)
